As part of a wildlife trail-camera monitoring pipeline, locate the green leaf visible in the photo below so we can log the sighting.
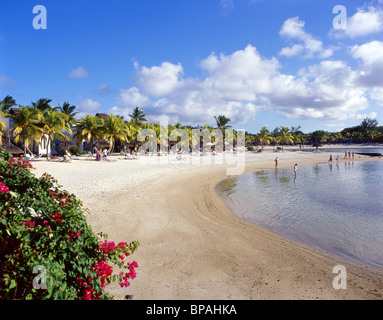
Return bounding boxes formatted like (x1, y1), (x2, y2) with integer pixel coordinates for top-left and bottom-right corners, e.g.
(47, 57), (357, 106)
(9, 279), (16, 289)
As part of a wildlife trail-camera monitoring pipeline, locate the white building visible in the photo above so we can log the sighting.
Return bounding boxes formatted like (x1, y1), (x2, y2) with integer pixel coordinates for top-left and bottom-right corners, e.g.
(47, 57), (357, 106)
(0, 108), (51, 156)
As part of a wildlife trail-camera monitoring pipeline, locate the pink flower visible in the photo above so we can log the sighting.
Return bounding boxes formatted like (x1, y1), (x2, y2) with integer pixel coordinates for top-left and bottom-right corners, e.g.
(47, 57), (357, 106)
(0, 182), (9, 194)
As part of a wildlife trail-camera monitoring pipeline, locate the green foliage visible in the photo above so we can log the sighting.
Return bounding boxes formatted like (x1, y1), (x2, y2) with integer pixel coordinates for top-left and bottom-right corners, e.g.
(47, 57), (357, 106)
(0, 148), (139, 300)
(68, 146), (86, 156)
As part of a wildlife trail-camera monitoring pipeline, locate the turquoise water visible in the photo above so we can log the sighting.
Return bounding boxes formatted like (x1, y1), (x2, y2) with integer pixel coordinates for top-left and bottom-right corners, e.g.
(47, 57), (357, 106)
(292, 147), (383, 156)
(217, 160), (383, 269)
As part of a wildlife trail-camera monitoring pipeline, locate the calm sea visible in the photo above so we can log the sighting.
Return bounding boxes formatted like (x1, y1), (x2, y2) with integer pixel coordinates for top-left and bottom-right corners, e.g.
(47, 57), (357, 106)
(217, 160), (383, 269)
(293, 147), (383, 156)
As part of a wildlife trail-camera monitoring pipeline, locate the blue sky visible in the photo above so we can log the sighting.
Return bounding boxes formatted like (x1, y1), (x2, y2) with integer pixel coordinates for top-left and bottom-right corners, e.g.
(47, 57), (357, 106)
(1, 0), (383, 134)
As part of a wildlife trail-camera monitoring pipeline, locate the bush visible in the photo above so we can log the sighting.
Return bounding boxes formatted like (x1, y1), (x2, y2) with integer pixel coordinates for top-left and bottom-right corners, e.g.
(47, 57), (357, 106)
(0, 148), (139, 300)
(247, 146), (255, 151)
(68, 146), (85, 156)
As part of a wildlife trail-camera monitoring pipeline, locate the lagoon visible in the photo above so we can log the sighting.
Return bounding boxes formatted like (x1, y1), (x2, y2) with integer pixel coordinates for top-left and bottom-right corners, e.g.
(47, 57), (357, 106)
(218, 160), (383, 269)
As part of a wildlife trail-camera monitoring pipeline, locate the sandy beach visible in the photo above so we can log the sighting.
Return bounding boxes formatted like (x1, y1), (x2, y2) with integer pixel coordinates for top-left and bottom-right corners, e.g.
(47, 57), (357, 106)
(31, 146), (383, 300)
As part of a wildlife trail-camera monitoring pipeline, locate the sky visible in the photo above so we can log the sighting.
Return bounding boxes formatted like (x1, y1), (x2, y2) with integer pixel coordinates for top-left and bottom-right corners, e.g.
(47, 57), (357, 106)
(1, 0), (383, 134)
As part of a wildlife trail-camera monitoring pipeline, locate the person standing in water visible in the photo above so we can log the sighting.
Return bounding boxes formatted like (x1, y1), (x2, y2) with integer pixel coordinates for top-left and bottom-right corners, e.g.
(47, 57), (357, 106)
(294, 163), (298, 176)
(274, 157), (278, 168)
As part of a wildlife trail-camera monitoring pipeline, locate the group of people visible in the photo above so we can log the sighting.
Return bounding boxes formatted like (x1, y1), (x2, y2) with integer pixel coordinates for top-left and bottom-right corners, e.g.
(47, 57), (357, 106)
(274, 157), (298, 176)
(95, 148), (108, 161)
(344, 151), (355, 159)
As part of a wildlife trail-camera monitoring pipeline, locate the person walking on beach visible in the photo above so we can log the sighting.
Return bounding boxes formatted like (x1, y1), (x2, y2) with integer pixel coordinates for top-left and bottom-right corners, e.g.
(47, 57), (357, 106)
(294, 164), (298, 176)
(274, 157), (278, 168)
(102, 148), (108, 161)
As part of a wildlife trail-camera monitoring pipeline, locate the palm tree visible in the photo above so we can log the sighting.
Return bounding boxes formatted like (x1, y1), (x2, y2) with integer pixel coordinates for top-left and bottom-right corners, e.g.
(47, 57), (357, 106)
(214, 115), (232, 131)
(0, 111), (7, 145)
(0, 95), (17, 113)
(101, 114), (130, 155)
(32, 98), (53, 112)
(56, 102), (78, 125)
(275, 126), (294, 149)
(40, 109), (72, 159)
(73, 115), (104, 154)
(257, 126), (273, 148)
(129, 107), (148, 126)
(11, 107), (44, 154)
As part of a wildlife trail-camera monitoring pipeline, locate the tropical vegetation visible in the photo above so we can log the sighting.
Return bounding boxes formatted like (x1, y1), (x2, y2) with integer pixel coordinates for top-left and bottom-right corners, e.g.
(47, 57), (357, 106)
(0, 148), (139, 299)
(1, 95), (383, 156)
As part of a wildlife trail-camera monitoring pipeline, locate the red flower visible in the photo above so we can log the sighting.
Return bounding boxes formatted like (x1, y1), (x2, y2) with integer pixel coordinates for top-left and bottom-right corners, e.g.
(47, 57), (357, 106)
(0, 182), (9, 194)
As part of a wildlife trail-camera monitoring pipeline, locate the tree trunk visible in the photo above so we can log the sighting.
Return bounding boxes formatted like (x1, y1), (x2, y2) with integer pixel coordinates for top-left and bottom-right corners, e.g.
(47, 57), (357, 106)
(46, 137), (51, 160)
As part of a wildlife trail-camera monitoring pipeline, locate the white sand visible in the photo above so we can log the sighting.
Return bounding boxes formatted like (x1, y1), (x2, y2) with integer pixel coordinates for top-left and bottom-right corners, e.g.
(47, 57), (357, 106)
(31, 147), (383, 300)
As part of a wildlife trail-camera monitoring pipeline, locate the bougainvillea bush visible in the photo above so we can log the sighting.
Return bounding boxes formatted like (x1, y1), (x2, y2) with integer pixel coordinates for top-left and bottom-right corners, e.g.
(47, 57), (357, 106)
(0, 148), (139, 300)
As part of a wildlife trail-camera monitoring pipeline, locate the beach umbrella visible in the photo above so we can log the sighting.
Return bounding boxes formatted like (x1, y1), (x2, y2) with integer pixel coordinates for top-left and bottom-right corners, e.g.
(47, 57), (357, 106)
(56, 140), (75, 150)
(94, 141), (110, 149)
(1, 141), (24, 155)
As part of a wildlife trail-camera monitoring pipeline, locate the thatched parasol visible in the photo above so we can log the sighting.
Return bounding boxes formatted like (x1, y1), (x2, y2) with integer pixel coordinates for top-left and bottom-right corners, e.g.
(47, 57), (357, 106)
(94, 141), (110, 149)
(1, 141), (25, 155)
(56, 140), (75, 150)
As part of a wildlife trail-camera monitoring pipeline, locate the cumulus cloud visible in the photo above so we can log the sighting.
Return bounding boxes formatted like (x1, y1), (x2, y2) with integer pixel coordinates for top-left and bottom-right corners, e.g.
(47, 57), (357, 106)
(68, 66), (88, 79)
(135, 62), (184, 96)
(279, 17), (334, 59)
(351, 40), (383, 86)
(79, 98), (102, 113)
(110, 42), (379, 126)
(332, 6), (383, 38)
(370, 87), (383, 106)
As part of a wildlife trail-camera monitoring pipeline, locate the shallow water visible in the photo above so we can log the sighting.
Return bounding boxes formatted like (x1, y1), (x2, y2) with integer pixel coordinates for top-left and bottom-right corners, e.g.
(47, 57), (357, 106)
(217, 160), (383, 269)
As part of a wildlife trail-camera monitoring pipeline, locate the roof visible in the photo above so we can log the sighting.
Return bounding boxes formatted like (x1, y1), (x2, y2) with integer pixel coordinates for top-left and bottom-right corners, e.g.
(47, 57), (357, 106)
(9, 108), (20, 117)
(1, 140), (24, 155)
(95, 113), (109, 121)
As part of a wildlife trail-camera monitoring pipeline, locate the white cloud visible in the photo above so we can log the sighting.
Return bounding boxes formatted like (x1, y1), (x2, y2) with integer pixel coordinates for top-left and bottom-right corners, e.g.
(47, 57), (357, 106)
(355, 112), (378, 120)
(220, 0), (234, 15)
(370, 87), (383, 106)
(111, 43), (378, 126)
(94, 83), (113, 96)
(334, 6), (383, 38)
(0, 75), (16, 89)
(351, 40), (383, 86)
(279, 17), (334, 58)
(116, 87), (150, 109)
(79, 98), (102, 113)
(135, 62), (184, 96)
(68, 66), (89, 79)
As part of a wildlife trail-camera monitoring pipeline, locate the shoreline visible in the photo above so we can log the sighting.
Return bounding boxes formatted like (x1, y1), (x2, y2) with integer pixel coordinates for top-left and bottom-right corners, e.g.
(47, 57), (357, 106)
(30, 149), (383, 300)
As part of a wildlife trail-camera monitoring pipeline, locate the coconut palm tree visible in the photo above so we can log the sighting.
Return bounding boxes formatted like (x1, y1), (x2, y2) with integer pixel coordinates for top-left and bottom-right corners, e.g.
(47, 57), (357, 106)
(257, 126), (273, 148)
(56, 102), (78, 125)
(101, 114), (130, 155)
(40, 109), (72, 159)
(275, 126), (294, 149)
(73, 115), (104, 154)
(32, 98), (53, 112)
(129, 107), (148, 126)
(11, 107), (44, 154)
(0, 95), (17, 113)
(214, 115), (232, 131)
